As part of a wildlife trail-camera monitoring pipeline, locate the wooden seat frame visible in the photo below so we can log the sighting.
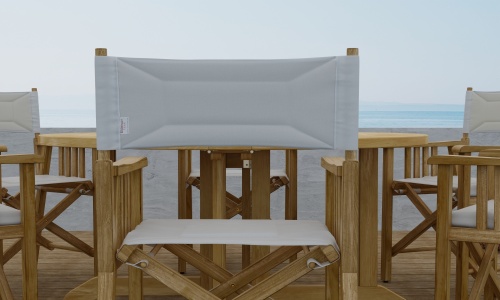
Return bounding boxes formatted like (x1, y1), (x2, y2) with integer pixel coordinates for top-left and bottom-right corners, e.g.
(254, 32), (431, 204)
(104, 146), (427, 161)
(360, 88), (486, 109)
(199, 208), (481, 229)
(431, 151), (500, 299)
(0, 154), (43, 300)
(381, 139), (466, 282)
(65, 150), (358, 300)
(0, 89), (97, 271)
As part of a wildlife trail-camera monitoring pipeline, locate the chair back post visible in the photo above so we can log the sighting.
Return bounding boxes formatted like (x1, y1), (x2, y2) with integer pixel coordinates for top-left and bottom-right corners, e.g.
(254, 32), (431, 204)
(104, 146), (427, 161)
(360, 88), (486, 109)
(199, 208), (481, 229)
(94, 158), (116, 299)
(342, 154), (359, 298)
(95, 48), (111, 163)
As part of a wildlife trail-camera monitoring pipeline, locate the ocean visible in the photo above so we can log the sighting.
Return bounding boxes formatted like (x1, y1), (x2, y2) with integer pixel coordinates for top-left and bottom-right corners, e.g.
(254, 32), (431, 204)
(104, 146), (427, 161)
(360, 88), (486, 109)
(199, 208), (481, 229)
(39, 109), (465, 128)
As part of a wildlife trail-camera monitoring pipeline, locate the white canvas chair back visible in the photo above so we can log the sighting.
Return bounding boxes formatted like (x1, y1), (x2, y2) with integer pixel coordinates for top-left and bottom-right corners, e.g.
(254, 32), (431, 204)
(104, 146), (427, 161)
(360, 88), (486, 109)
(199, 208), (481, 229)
(95, 55), (359, 151)
(0, 91), (40, 133)
(463, 90), (500, 134)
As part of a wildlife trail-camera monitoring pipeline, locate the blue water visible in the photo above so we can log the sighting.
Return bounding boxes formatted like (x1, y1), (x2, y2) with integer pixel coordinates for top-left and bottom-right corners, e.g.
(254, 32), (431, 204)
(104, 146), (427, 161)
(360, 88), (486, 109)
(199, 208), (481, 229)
(359, 111), (463, 128)
(39, 109), (465, 128)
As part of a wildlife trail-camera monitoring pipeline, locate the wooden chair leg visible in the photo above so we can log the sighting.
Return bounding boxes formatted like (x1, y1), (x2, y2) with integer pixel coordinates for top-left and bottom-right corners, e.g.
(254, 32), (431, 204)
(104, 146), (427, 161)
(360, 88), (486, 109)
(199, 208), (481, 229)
(381, 148), (394, 282)
(0, 265), (14, 300)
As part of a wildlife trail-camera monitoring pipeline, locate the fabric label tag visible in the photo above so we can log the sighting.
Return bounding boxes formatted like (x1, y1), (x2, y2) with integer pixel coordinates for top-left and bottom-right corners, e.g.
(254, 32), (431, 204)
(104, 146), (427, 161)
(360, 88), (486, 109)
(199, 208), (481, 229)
(120, 117), (129, 134)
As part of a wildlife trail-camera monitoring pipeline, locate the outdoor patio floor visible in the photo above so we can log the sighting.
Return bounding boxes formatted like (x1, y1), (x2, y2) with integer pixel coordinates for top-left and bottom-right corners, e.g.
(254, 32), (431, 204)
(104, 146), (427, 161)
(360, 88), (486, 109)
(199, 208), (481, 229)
(3, 231), (472, 299)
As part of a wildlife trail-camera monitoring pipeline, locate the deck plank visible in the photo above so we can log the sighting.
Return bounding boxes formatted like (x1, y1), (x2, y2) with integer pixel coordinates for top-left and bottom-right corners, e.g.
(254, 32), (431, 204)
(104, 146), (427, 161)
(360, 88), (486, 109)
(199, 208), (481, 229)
(2, 231), (476, 299)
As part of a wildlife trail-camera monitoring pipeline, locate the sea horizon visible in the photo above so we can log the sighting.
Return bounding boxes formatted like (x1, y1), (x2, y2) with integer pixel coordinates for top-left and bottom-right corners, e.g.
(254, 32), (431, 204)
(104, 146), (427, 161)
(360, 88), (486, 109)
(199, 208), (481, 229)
(40, 103), (465, 129)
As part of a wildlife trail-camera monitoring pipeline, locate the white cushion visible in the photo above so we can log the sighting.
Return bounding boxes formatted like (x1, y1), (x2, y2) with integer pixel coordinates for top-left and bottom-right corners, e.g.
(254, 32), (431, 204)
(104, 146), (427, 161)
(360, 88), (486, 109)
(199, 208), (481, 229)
(395, 176), (477, 196)
(189, 168), (287, 178)
(452, 200), (494, 229)
(0, 204), (20, 226)
(2, 175), (90, 188)
(122, 219), (337, 248)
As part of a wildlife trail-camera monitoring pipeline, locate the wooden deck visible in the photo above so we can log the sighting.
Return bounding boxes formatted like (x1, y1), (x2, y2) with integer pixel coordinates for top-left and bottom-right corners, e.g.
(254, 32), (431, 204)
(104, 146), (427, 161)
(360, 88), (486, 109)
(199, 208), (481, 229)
(3, 231), (459, 299)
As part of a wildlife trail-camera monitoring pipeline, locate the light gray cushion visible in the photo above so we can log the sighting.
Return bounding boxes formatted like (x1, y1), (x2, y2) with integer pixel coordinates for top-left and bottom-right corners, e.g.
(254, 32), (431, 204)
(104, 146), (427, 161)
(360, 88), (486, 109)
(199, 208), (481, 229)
(0, 204), (20, 226)
(395, 176), (477, 196)
(452, 200), (494, 229)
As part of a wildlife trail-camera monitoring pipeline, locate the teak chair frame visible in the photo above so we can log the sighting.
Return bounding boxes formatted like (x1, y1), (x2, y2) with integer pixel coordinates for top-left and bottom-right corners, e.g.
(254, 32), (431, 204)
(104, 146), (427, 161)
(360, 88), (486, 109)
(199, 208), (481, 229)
(381, 138), (467, 282)
(65, 149), (358, 300)
(0, 89), (97, 271)
(0, 154), (43, 300)
(431, 152), (500, 300)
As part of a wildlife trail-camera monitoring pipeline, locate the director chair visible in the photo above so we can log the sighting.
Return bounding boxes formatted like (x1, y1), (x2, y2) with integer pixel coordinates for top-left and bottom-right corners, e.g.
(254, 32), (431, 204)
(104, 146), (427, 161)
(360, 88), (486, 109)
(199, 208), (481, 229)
(0, 90), (95, 266)
(380, 88), (500, 282)
(78, 47), (360, 299)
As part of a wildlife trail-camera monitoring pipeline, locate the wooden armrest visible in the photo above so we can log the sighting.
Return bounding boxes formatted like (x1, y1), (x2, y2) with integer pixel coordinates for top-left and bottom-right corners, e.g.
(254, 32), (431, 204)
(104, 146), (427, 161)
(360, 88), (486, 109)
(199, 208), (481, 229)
(452, 145), (500, 154)
(425, 140), (465, 147)
(0, 145), (7, 152)
(0, 154), (44, 164)
(479, 149), (500, 158)
(321, 157), (344, 176)
(428, 155), (500, 166)
(113, 157), (148, 176)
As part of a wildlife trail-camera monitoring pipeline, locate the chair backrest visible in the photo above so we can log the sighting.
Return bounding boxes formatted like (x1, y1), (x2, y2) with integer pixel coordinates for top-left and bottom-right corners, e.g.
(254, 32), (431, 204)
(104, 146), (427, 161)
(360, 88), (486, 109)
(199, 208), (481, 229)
(399, 140), (465, 179)
(463, 88), (500, 134)
(95, 49), (359, 152)
(0, 90), (40, 134)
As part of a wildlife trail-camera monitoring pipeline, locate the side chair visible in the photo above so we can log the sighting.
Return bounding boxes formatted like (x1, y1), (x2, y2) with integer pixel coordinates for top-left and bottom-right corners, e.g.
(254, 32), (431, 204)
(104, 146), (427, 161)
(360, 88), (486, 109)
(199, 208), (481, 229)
(381, 138), (467, 282)
(381, 88), (500, 282)
(0, 89), (95, 267)
(70, 47), (360, 299)
(431, 150), (500, 299)
(0, 154), (43, 300)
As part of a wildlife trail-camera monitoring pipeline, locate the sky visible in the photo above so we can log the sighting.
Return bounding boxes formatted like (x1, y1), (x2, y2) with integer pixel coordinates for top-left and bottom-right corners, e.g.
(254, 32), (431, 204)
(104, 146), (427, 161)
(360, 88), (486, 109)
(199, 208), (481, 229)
(1, 1), (499, 111)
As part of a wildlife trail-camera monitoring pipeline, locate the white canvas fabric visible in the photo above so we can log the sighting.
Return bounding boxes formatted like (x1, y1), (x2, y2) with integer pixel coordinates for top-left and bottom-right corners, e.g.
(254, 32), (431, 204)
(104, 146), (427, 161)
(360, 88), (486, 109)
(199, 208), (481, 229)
(0, 92), (40, 133)
(0, 204), (20, 226)
(189, 168), (286, 178)
(463, 91), (500, 133)
(122, 219), (337, 248)
(394, 176), (477, 196)
(452, 200), (495, 229)
(1, 175), (90, 188)
(95, 56), (359, 151)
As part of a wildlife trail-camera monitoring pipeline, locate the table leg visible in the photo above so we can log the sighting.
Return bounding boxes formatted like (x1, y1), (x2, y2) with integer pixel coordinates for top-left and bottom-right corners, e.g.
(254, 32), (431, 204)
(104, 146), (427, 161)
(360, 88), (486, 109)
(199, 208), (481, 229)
(251, 150), (271, 269)
(359, 148), (378, 287)
(381, 148), (394, 282)
(177, 150), (192, 273)
(199, 151), (227, 288)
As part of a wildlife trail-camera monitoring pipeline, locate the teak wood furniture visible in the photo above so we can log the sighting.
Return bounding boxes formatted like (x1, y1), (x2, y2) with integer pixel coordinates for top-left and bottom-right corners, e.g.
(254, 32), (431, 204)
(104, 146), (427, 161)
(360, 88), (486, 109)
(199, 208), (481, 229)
(0, 90), (96, 271)
(65, 47), (361, 299)
(432, 89), (500, 299)
(0, 154), (43, 300)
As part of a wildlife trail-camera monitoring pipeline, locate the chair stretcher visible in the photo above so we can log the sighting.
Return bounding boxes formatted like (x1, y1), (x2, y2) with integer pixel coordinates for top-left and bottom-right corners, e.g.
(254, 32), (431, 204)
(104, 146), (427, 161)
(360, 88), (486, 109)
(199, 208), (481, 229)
(116, 219), (339, 300)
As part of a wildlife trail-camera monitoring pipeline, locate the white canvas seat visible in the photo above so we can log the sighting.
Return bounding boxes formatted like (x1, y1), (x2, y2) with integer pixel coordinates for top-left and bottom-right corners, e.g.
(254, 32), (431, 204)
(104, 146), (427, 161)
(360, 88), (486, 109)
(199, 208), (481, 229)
(394, 175), (477, 195)
(0, 89), (95, 265)
(0, 204), (20, 226)
(2, 174), (90, 188)
(188, 168), (287, 178)
(74, 47), (360, 300)
(122, 219), (338, 248)
(451, 199), (495, 229)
